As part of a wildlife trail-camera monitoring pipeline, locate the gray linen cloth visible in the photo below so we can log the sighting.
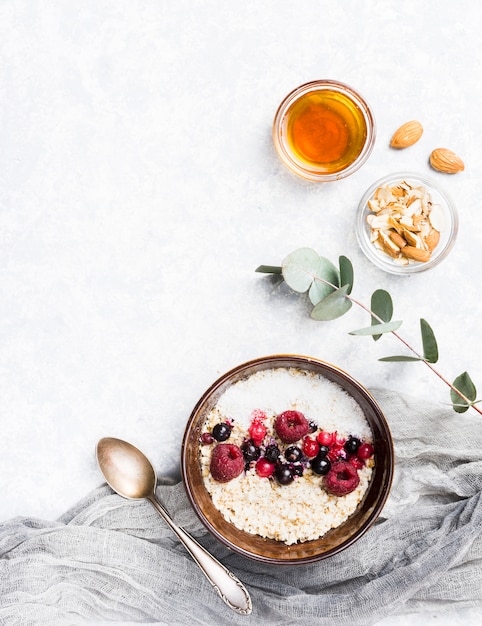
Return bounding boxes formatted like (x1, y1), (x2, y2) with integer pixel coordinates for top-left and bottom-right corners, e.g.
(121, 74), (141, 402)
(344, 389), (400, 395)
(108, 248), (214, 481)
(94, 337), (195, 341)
(1, 388), (482, 625)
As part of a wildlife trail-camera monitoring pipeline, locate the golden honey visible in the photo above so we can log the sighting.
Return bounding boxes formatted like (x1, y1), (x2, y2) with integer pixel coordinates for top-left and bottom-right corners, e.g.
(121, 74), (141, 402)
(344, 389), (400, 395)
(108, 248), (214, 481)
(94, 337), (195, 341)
(273, 81), (375, 181)
(285, 89), (367, 173)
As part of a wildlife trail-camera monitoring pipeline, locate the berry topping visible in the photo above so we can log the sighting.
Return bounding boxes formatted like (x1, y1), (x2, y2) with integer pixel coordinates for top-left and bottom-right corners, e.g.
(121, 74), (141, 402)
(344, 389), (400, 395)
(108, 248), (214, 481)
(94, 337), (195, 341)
(212, 422), (232, 442)
(274, 410), (309, 443)
(255, 457), (275, 478)
(284, 446), (302, 463)
(264, 444), (280, 463)
(310, 455), (331, 475)
(326, 433), (347, 462)
(241, 440), (261, 463)
(274, 463), (294, 485)
(357, 442), (374, 459)
(210, 443), (244, 482)
(308, 420), (318, 433)
(344, 436), (361, 455)
(324, 460), (360, 496)
(316, 430), (335, 447)
(347, 454), (365, 470)
(248, 410), (267, 446)
(291, 463), (304, 478)
(302, 436), (320, 458)
(317, 444), (329, 457)
(200, 432), (215, 445)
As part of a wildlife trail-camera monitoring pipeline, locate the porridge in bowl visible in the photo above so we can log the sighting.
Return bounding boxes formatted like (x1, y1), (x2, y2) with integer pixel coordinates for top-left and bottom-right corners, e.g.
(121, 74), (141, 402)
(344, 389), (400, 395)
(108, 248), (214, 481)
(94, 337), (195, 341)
(199, 367), (375, 545)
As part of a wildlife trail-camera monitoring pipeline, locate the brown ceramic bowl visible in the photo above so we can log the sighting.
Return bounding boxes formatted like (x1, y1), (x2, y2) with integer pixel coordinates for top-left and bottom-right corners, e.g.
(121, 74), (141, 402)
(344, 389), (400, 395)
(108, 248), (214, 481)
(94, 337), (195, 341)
(181, 355), (394, 564)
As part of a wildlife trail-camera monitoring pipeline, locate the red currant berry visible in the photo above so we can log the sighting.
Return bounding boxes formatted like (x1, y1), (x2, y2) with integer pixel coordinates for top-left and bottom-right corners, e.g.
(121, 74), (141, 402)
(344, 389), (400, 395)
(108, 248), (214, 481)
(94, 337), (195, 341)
(347, 455), (365, 470)
(357, 442), (374, 459)
(302, 436), (320, 458)
(200, 432), (215, 445)
(317, 431), (334, 447)
(255, 457), (275, 478)
(249, 420), (267, 446)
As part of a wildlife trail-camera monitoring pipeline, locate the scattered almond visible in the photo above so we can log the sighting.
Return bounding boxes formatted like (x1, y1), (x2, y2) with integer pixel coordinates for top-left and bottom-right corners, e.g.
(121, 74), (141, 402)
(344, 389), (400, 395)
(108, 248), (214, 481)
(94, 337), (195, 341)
(366, 180), (444, 265)
(390, 120), (424, 149)
(429, 148), (465, 174)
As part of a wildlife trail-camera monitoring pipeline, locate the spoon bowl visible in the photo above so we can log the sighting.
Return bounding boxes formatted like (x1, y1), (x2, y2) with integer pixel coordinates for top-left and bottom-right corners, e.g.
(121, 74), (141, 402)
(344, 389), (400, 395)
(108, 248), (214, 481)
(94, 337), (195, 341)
(96, 437), (252, 615)
(97, 437), (155, 499)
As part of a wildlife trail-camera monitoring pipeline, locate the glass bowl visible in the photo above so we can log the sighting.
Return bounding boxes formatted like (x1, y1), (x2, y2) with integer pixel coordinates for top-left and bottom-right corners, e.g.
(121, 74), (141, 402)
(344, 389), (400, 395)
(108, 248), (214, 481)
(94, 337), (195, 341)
(272, 80), (376, 182)
(356, 172), (458, 274)
(181, 354), (394, 565)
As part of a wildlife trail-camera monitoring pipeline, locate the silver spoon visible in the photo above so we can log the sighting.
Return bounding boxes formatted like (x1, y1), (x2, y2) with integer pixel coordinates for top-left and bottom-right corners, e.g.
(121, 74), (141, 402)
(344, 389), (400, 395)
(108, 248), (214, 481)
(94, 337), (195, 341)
(96, 437), (252, 615)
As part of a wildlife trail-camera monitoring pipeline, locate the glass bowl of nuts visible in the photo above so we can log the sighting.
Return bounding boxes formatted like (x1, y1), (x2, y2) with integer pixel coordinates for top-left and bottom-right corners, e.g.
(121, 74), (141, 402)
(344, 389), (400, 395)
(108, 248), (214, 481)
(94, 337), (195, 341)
(356, 172), (458, 274)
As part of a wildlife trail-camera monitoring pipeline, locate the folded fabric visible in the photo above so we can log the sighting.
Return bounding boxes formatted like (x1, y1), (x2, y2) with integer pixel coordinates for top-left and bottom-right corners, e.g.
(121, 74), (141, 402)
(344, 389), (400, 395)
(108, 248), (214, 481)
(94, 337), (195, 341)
(1, 388), (482, 625)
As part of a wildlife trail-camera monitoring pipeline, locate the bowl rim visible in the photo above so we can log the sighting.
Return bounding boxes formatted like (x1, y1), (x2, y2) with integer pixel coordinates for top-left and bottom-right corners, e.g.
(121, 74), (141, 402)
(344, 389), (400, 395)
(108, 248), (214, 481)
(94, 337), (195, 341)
(181, 354), (394, 565)
(272, 79), (377, 182)
(356, 170), (459, 274)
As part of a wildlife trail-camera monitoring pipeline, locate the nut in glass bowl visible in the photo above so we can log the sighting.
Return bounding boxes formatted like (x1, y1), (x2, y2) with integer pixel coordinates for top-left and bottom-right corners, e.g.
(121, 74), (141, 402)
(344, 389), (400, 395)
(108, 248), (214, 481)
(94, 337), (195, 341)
(356, 172), (458, 274)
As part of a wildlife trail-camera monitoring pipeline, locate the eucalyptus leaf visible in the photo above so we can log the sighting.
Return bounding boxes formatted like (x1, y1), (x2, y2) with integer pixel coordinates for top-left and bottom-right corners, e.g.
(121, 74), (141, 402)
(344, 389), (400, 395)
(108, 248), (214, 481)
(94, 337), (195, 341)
(308, 257), (340, 305)
(371, 289), (393, 341)
(378, 356), (422, 362)
(349, 320), (402, 336)
(339, 255), (354, 295)
(420, 318), (438, 363)
(451, 371), (477, 413)
(311, 285), (352, 321)
(255, 265), (282, 274)
(282, 247), (320, 293)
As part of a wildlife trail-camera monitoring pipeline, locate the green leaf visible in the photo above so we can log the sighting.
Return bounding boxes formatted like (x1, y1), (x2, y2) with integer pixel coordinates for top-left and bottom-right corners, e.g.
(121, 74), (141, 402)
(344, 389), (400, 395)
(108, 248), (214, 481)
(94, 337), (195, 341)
(308, 257), (340, 305)
(255, 265), (282, 274)
(378, 356), (422, 362)
(451, 372), (477, 413)
(420, 319), (438, 363)
(339, 256), (354, 295)
(282, 248), (320, 293)
(349, 320), (403, 336)
(311, 285), (352, 321)
(371, 289), (393, 341)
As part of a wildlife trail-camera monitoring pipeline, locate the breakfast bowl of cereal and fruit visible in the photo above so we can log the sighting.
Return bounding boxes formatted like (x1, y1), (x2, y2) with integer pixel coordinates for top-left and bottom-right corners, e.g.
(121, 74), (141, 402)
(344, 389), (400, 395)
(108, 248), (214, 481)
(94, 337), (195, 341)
(181, 355), (394, 564)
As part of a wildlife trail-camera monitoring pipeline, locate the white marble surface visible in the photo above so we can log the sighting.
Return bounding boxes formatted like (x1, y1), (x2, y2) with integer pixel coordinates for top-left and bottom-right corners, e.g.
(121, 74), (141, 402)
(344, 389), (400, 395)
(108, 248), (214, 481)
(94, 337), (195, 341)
(1, 0), (481, 623)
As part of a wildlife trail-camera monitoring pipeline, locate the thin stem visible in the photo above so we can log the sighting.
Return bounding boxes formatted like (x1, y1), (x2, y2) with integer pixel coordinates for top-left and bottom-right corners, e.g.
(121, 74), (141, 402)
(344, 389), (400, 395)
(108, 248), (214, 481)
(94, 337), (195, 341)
(312, 274), (482, 416)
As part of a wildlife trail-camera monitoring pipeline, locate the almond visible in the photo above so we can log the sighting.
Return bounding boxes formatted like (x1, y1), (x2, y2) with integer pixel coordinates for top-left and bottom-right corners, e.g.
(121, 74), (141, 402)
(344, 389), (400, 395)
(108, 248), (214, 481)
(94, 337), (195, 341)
(403, 246), (431, 263)
(425, 229), (441, 252)
(429, 148), (465, 174)
(389, 231), (407, 248)
(390, 120), (423, 149)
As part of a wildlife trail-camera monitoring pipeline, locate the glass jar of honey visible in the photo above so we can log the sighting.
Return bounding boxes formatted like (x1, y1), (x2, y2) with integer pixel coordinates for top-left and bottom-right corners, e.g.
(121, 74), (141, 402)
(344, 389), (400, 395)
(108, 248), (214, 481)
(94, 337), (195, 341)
(273, 80), (376, 182)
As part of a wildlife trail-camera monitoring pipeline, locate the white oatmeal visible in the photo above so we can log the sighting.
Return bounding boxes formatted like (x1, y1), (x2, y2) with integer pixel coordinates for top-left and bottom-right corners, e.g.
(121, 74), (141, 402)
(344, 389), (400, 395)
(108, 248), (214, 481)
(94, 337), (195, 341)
(200, 367), (374, 545)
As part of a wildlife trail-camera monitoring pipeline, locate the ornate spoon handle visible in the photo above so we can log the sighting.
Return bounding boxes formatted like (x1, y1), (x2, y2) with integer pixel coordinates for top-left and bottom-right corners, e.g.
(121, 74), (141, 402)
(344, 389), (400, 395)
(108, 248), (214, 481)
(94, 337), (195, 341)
(148, 495), (252, 615)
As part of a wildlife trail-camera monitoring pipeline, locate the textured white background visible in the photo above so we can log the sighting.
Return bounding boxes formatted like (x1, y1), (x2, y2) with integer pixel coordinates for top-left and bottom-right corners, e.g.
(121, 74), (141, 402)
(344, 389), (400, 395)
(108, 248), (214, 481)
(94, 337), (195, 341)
(1, 1), (481, 624)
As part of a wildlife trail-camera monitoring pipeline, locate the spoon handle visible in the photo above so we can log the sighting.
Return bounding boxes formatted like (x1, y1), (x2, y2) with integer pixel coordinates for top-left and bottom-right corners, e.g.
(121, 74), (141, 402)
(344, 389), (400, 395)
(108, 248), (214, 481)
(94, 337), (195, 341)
(148, 495), (252, 615)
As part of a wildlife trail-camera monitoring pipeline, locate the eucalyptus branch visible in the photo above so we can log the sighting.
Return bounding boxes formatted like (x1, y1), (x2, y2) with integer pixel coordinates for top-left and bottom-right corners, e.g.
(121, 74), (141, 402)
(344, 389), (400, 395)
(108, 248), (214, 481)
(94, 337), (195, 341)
(256, 248), (481, 416)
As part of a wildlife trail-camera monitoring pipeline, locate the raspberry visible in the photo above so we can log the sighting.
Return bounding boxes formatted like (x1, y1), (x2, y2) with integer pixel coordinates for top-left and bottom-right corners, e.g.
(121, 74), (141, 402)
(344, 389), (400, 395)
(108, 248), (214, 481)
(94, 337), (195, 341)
(302, 436), (320, 458)
(274, 410), (309, 443)
(255, 457), (275, 478)
(324, 460), (360, 496)
(358, 442), (374, 459)
(210, 443), (244, 482)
